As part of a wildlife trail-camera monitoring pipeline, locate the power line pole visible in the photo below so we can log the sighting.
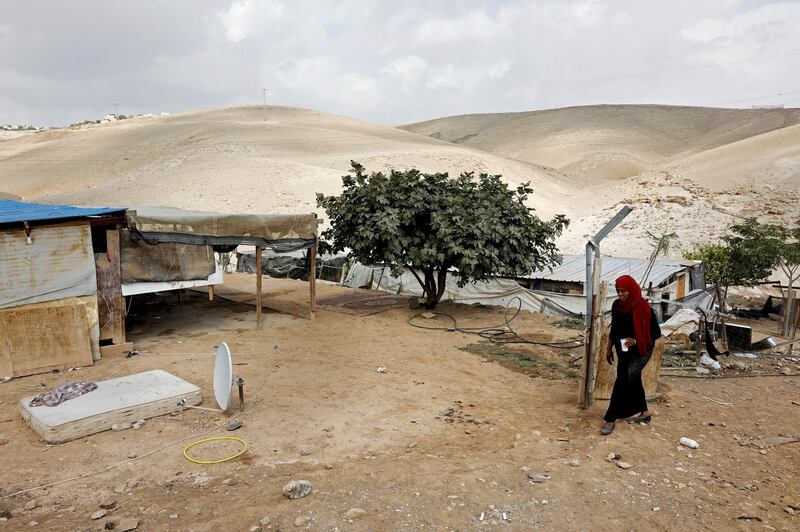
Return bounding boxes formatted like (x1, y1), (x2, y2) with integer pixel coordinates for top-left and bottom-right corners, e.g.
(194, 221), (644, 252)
(261, 88), (268, 121)
(113, 103), (120, 118)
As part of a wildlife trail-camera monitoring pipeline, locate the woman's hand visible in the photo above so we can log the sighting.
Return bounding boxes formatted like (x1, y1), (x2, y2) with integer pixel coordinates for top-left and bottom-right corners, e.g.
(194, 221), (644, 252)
(606, 348), (614, 365)
(623, 338), (637, 348)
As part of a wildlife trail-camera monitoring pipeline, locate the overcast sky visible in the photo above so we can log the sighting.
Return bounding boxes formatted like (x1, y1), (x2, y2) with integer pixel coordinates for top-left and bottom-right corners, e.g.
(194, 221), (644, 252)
(1, 0), (799, 127)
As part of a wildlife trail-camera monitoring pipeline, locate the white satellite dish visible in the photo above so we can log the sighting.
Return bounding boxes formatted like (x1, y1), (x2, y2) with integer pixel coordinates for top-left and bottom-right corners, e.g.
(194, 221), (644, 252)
(214, 342), (233, 412)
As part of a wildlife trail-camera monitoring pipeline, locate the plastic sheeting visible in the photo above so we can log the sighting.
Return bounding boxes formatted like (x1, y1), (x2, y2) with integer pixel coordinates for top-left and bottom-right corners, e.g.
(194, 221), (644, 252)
(344, 263), (613, 317)
(344, 262), (713, 317)
(0, 225), (97, 309)
(120, 229), (216, 283)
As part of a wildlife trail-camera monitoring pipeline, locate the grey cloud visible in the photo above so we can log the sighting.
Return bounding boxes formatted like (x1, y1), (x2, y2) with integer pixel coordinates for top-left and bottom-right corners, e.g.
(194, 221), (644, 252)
(1, 0), (798, 127)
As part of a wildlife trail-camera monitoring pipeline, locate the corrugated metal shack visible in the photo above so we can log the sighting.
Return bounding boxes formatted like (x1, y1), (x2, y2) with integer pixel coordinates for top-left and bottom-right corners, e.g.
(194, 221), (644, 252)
(0, 200), (127, 377)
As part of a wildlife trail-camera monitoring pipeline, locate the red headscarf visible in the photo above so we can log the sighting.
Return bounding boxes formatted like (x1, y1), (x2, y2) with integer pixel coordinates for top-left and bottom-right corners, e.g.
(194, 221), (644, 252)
(615, 275), (653, 355)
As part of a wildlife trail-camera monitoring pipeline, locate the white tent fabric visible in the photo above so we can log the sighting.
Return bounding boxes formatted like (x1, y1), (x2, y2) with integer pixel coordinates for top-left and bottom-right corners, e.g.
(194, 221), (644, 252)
(344, 263), (613, 317)
(344, 262), (712, 317)
(0, 225), (97, 309)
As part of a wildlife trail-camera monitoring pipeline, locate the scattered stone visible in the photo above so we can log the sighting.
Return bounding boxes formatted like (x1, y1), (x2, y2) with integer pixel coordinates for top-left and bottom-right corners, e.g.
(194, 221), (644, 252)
(528, 473), (551, 483)
(222, 478), (238, 486)
(556, 437), (570, 442)
(324, 464), (334, 470)
(113, 483), (128, 494)
(736, 514), (762, 522)
(283, 480), (312, 499)
(104, 523), (115, 530)
(28, 520), (38, 527)
(345, 508), (367, 520)
(785, 507), (796, 515)
(259, 516), (271, 526)
(132, 419), (145, 430)
(249, 527), (262, 532)
(294, 515), (311, 527)
(616, 461), (633, 470)
(24, 500), (37, 511)
(299, 448), (312, 456)
(169, 514), (178, 519)
(99, 499), (117, 510)
(91, 509), (108, 520)
(607, 452), (618, 461)
(127, 452), (137, 459)
(111, 423), (132, 432)
(117, 518), (140, 531)
(695, 367), (710, 374)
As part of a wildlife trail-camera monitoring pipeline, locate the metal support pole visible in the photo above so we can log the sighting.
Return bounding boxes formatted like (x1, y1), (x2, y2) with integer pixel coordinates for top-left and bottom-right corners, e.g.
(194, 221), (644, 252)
(585, 206), (633, 326)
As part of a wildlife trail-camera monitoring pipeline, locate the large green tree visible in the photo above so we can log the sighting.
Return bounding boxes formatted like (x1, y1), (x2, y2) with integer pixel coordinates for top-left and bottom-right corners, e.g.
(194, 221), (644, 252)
(317, 162), (569, 308)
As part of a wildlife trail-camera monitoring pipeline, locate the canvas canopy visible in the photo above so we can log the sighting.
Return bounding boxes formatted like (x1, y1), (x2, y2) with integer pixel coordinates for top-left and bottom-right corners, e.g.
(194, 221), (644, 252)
(127, 206), (317, 251)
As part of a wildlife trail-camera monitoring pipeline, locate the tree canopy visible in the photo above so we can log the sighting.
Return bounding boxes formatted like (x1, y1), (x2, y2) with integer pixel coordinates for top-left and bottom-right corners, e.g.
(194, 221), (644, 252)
(317, 162), (569, 308)
(684, 217), (799, 311)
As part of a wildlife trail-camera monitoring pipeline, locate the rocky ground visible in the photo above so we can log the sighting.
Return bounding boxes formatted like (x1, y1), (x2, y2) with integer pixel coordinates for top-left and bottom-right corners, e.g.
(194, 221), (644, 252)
(1, 279), (799, 531)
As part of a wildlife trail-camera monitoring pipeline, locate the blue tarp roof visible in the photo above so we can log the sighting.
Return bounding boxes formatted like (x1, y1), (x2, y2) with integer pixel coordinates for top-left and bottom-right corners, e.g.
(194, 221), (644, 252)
(0, 199), (126, 225)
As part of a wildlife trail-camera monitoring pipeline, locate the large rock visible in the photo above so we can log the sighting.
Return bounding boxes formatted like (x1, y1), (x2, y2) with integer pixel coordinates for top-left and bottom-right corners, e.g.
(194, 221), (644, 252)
(282, 480), (312, 499)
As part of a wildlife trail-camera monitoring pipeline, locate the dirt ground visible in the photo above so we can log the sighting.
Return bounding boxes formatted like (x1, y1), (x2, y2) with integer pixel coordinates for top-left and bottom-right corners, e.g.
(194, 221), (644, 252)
(1, 276), (800, 531)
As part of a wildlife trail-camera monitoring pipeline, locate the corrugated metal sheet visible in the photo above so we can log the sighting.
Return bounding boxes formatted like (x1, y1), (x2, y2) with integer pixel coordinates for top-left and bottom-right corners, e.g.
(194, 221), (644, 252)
(0, 199), (125, 225)
(0, 225), (97, 308)
(526, 254), (688, 288)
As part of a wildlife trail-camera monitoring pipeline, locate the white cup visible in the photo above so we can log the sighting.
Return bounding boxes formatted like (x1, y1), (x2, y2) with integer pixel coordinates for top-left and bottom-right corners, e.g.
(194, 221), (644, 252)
(621, 341), (628, 352)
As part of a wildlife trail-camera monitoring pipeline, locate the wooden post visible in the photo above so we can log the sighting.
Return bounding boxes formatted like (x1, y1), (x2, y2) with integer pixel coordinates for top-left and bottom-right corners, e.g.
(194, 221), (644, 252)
(587, 280), (608, 406)
(256, 246), (263, 329)
(309, 241), (317, 318)
(785, 289), (797, 338)
(788, 298), (800, 356)
(208, 284), (215, 301)
(580, 257), (603, 408)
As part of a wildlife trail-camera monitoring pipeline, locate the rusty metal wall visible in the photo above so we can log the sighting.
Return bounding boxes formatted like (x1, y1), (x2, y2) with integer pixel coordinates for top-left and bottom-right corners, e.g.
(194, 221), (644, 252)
(0, 225), (97, 309)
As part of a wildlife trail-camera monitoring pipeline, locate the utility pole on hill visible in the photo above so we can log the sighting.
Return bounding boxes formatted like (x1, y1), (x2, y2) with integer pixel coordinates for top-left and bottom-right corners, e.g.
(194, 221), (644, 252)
(261, 88), (268, 121)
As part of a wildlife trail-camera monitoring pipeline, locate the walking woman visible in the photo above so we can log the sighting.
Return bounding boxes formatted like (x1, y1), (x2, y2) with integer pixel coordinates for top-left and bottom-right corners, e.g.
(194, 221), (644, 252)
(601, 275), (662, 435)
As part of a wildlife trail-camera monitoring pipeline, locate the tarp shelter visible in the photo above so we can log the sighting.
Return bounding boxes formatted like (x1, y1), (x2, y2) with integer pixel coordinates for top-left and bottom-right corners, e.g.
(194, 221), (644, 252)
(344, 254), (708, 318)
(0, 199), (127, 377)
(125, 206), (319, 326)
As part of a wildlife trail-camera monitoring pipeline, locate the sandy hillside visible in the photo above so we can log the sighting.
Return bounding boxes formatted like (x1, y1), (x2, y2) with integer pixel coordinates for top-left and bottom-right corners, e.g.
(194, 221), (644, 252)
(0, 106), (568, 219)
(400, 104), (800, 183)
(403, 105), (800, 258)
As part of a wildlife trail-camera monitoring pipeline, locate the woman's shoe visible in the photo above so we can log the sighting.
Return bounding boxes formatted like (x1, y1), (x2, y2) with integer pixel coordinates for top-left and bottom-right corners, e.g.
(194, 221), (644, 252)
(600, 422), (615, 435)
(626, 415), (652, 424)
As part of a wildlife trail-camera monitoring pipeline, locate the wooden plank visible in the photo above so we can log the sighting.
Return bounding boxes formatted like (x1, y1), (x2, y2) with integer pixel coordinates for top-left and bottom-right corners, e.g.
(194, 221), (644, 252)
(0, 300), (94, 377)
(19, 370), (201, 443)
(587, 281), (607, 405)
(309, 242), (317, 318)
(96, 228), (125, 344)
(676, 273), (687, 300)
(580, 258), (603, 408)
(256, 245), (263, 329)
(208, 284), (215, 301)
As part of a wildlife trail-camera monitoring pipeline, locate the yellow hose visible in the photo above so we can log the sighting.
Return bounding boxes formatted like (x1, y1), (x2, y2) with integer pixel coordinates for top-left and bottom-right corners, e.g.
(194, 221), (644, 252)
(183, 436), (248, 465)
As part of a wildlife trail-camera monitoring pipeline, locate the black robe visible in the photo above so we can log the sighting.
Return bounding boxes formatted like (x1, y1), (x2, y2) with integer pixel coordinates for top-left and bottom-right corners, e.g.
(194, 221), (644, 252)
(603, 300), (662, 422)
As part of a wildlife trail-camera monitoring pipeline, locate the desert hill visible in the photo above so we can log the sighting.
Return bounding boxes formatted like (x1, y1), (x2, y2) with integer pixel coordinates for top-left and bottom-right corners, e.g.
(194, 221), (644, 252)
(400, 104), (800, 185)
(0, 105), (568, 219)
(1, 104), (798, 259)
